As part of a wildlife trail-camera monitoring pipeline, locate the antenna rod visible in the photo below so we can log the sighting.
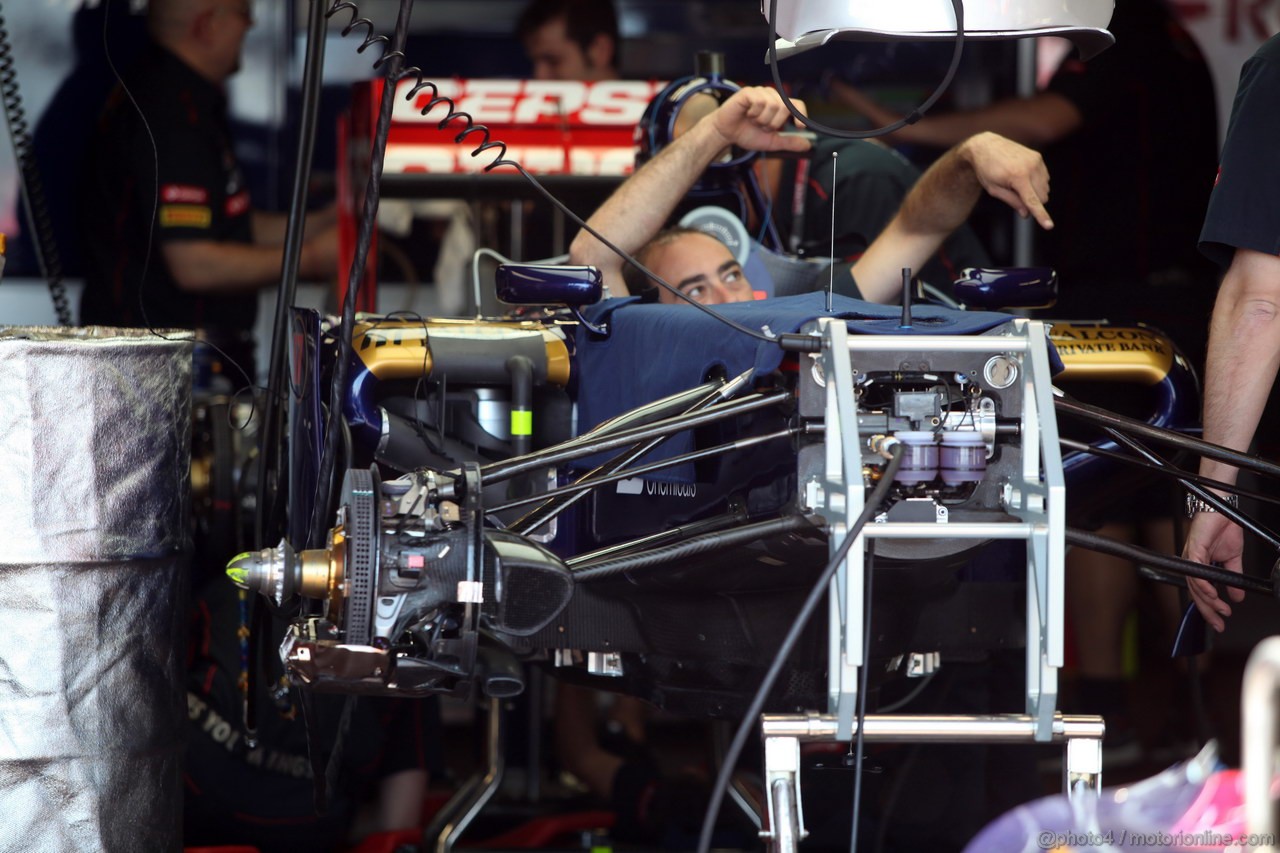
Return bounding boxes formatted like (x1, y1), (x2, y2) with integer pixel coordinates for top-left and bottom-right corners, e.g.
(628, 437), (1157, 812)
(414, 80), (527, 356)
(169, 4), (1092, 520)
(899, 268), (913, 328)
(827, 150), (837, 312)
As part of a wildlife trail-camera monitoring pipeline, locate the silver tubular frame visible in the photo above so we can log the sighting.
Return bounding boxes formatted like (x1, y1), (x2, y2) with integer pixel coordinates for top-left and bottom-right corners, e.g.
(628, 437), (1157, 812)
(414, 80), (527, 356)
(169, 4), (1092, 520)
(766, 318), (1078, 850)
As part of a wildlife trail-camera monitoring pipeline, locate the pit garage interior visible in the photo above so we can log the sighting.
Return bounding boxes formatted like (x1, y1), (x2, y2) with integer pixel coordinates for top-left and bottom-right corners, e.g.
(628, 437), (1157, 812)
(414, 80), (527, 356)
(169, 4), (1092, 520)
(1, 1), (1280, 852)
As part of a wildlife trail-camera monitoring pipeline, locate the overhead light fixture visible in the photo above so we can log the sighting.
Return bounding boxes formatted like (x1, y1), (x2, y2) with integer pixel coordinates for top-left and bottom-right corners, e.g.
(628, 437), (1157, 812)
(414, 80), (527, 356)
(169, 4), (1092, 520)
(767, 0), (1115, 61)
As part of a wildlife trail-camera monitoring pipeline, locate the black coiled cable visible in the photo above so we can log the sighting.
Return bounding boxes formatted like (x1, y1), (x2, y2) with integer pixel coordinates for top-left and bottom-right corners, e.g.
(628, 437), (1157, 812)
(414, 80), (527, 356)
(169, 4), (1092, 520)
(305, 0), (414, 548)
(0, 4), (72, 325)
(325, 0), (779, 341)
(306, 0), (784, 544)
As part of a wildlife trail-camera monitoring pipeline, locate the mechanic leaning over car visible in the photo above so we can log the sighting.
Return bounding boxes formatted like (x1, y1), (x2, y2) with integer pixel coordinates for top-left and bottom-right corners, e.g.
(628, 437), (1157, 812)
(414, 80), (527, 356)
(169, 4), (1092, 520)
(569, 86), (1054, 306)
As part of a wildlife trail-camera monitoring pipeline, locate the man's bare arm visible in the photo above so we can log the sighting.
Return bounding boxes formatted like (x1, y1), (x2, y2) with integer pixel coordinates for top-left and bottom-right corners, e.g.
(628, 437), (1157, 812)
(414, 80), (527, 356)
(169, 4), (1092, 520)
(851, 132), (1053, 302)
(252, 204), (339, 246)
(1198, 248), (1280, 482)
(829, 79), (1082, 150)
(569, 86), (810, 296)
(162, 229), (336, 294)
(1183, 248), (1280, 629)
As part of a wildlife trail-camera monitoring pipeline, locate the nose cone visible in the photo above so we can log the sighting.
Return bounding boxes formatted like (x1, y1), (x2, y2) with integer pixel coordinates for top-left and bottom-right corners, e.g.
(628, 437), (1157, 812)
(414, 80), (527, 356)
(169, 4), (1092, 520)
(226, 540), (298, 605)
(225, 551), (256, 589)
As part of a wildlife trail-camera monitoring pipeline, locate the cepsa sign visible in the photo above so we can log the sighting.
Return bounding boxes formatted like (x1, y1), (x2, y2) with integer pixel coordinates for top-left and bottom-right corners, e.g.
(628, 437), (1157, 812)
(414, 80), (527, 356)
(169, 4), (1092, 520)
(380, 79), (667, 177)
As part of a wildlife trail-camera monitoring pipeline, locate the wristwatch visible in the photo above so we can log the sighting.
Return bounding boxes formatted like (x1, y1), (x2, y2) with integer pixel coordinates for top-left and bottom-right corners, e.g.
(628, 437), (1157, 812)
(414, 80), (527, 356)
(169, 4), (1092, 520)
(1185, 492), (1239, 518)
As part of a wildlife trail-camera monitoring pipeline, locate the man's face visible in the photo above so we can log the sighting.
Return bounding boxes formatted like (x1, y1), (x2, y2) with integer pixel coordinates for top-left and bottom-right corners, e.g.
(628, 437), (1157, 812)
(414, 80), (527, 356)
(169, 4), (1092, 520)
(524, 16), (607, 81)
(648, 233), (753, 305)
(208, 0), (253, 78)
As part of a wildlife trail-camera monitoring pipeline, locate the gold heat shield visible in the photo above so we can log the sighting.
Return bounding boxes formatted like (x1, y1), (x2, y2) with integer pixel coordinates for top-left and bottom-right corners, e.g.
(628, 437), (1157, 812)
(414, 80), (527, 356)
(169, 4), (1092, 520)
(352, 318), (571, 386)
(1049, 323), (1176, 385)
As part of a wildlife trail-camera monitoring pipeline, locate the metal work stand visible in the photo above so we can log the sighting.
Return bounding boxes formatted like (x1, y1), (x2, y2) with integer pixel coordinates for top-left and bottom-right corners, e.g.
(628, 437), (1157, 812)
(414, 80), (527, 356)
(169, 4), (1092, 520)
(759, 712), (1105, 851)
(423, 697), (505, 853)
(766, 318), (1085, 851)
(1244, 636), (1280, 851)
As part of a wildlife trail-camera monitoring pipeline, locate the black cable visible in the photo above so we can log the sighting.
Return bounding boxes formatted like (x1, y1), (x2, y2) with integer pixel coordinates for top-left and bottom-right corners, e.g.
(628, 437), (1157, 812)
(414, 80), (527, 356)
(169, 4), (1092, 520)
(572, 515), (814, 582)
(0, 5), (71, 325)
(1055, 396), (1280, 482)
(1065, 528), (1272, 595)
(255, 0), (328, 549)
(696, 444), (905, 853)
(766, 0), (966, 141)
(850, 547), (874, 853)
(307, 0), (414, 549)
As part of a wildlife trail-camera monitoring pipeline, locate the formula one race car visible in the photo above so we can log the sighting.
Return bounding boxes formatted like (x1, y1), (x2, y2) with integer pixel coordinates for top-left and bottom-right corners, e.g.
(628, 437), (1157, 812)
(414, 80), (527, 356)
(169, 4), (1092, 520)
(232, 258), (1213, 722)
(222, 249), (1260, 849)
(220, 8), (1267, 846)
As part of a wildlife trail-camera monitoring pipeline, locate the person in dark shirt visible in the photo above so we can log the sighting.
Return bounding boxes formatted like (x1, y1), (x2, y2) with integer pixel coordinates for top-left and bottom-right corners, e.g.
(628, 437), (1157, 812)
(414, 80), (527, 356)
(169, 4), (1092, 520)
(770, 136), (991, 289)
(79, 0), (335, 378)
(829, 0), (1219, 759)
(1182, 34), (1280, 632)
(9, 0), (149, 279)
(829, 0), (1219, 358)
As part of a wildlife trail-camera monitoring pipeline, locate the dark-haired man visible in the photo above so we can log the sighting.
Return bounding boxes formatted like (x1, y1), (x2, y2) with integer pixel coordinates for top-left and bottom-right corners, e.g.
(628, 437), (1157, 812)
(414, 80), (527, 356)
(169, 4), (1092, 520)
(517, 0), (619, 81)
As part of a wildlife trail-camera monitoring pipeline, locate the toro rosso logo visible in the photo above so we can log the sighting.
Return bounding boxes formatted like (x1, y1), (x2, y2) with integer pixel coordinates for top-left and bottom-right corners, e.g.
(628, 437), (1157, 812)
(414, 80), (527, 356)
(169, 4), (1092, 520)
(392, 79), (665, 127)
(384, 79), (665, 176)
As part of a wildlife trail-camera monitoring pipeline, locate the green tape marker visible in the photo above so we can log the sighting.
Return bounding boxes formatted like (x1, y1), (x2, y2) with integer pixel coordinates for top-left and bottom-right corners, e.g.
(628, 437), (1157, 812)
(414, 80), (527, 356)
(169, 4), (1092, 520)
(511, 409), (533, 436)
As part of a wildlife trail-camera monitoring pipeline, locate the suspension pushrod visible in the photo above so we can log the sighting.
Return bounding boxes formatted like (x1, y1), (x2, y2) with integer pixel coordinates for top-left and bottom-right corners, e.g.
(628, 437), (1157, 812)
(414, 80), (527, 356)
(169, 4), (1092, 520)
(1066, 528), (1273, 596)
(1055, 397), (1280, 481)
(491, 427), (797, 514)
(478, 391), (789, 485)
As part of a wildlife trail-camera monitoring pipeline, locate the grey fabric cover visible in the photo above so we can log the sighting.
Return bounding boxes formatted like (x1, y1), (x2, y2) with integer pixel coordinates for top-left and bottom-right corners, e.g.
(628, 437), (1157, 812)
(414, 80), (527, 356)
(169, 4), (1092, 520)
(0, 327), (192, 853)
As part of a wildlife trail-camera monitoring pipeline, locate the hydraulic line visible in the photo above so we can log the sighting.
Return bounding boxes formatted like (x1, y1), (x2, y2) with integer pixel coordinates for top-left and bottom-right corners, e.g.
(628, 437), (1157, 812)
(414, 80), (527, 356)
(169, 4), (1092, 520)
(572, 514), (816, 582)
(478, 391), (789, 486)
(510, 369), (754, 535)
(565, 508), (749, 568)
(586, 378), (732, 436)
